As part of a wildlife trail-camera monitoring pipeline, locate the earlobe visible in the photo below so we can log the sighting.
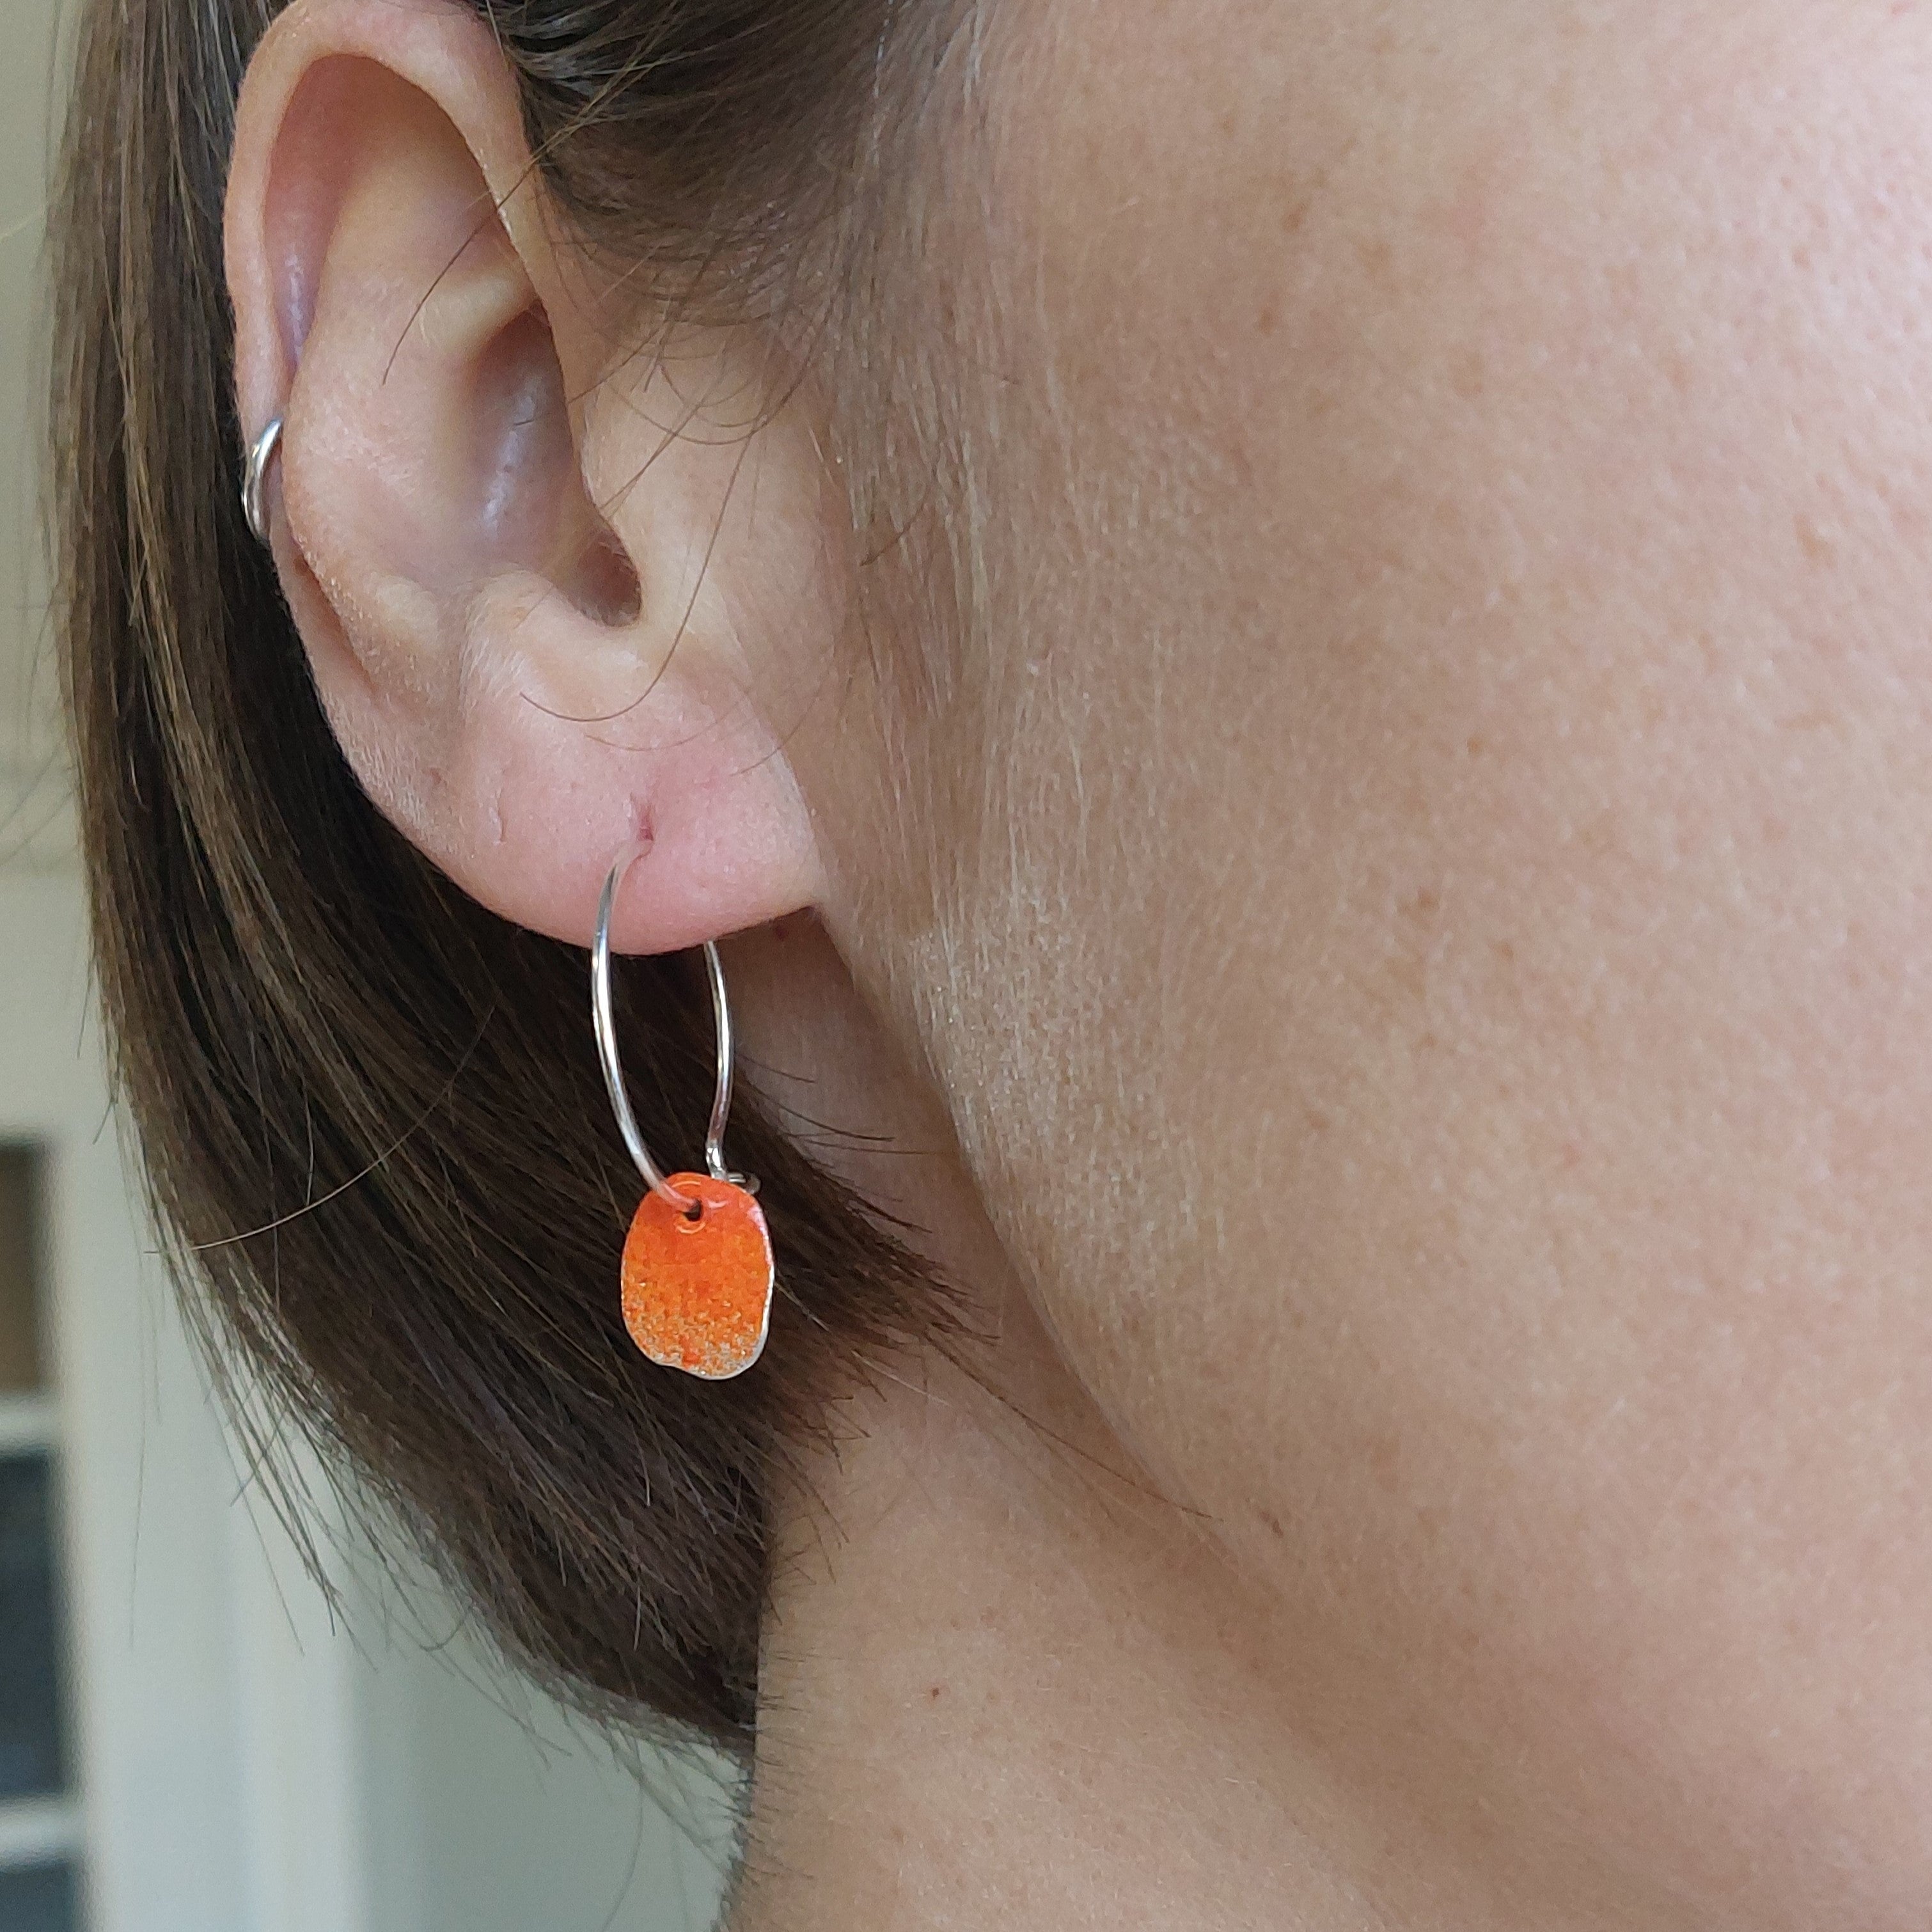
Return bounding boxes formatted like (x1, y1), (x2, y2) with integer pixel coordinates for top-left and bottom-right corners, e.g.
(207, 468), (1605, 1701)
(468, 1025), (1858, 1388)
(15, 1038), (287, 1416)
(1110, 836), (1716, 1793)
(223, 0), (832, 957)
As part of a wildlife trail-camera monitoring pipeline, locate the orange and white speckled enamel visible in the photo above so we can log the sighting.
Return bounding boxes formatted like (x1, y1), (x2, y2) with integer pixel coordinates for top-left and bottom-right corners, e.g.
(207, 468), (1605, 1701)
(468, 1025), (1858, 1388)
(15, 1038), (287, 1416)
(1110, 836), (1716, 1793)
(620, 1173), (773, 1380)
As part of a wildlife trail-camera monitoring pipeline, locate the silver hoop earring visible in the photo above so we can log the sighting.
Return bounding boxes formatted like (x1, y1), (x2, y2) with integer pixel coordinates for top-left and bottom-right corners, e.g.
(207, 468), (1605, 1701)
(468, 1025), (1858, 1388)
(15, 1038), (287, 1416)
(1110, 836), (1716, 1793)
(593, 844), (773, 1380)
(242, 416), (283, 545)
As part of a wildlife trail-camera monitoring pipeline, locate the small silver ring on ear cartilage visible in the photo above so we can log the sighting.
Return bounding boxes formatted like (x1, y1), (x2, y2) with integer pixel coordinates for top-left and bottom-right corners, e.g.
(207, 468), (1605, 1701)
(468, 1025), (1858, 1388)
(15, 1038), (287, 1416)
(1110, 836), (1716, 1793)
(241, 416), (283, 545)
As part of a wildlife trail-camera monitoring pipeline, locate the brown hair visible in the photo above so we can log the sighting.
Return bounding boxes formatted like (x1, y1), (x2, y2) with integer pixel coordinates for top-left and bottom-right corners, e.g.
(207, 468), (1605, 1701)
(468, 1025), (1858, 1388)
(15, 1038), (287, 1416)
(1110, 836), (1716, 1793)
(49, 0), (959, 1751)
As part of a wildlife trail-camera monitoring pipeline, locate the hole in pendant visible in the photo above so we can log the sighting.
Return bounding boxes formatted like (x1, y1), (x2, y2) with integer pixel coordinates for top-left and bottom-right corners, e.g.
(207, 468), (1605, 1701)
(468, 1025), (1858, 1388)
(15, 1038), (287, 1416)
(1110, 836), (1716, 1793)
(682, 1198), (705, 1225)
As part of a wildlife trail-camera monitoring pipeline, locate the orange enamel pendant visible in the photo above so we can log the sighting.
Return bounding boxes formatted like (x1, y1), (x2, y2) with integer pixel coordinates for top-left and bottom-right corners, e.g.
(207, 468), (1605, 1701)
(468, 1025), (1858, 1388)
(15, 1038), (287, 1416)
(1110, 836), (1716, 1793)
(621, 1173), (773, 1380)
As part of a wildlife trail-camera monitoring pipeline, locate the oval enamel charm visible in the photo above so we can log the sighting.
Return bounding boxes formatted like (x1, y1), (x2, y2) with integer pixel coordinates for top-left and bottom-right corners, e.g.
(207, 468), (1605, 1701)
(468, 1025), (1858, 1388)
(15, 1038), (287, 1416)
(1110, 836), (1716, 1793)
(620, 1174), (773, 1380)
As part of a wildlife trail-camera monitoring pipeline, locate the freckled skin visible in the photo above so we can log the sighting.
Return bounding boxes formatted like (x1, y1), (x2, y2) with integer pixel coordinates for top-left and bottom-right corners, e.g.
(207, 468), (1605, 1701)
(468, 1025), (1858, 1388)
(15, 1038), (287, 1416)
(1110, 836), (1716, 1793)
(790, 2), (1932, 1924)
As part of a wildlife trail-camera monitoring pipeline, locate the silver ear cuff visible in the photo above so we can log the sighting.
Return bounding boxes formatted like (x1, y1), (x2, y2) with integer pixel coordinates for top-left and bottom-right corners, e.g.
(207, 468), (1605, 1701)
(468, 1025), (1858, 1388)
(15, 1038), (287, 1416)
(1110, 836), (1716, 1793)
(241, 416), (283, 545)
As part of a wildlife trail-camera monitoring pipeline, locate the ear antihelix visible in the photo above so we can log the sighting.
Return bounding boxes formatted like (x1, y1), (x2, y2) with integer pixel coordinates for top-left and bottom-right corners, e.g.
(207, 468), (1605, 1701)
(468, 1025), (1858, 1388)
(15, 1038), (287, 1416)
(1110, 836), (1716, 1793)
(240, 331), (636, 626)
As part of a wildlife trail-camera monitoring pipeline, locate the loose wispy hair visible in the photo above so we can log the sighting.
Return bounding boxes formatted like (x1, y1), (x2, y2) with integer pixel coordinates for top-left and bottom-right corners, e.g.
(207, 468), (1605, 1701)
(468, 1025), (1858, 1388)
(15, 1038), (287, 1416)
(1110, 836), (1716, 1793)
(49, 0), (961, 1751)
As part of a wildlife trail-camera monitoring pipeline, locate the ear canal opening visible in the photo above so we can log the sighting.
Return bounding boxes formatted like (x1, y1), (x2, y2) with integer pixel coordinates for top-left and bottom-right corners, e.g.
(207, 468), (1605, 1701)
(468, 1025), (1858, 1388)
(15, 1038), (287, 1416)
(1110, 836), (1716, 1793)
(571, 521), (643, 628)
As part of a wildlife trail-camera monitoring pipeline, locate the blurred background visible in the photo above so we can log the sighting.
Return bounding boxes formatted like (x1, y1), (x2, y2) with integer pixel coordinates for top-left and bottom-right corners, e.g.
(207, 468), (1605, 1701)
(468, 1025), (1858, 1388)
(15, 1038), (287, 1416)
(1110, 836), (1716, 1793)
(0, 6), (735, 1929)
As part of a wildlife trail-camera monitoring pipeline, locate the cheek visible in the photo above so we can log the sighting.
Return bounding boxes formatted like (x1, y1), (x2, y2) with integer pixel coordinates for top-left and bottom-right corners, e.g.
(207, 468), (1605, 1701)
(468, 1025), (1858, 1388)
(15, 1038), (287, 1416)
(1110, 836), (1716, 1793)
(957, 0), (1932, 1910)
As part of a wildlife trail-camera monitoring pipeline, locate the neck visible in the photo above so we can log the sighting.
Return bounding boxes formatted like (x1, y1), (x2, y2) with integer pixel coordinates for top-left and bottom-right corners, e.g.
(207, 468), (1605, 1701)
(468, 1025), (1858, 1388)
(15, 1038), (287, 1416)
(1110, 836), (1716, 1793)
(728, 1355), (1372, 1932)
(719, 918), (1614, 1932)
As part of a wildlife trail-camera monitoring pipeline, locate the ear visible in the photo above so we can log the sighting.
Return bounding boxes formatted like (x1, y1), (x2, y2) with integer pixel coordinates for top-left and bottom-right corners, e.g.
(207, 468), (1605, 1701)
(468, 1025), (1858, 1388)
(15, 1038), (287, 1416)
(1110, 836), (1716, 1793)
(224, 0), (836, 953)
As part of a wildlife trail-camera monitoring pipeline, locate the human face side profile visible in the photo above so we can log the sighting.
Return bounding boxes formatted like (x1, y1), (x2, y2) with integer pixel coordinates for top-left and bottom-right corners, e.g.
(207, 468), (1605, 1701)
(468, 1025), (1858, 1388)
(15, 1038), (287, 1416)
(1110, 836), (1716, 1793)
(224, 1), (1932, 1925)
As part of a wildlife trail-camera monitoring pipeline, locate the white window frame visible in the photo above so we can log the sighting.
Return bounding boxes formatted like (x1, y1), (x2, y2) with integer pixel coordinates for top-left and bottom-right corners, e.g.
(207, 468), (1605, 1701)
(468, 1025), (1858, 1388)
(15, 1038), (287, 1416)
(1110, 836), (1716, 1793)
(3, 869), (370, 1932)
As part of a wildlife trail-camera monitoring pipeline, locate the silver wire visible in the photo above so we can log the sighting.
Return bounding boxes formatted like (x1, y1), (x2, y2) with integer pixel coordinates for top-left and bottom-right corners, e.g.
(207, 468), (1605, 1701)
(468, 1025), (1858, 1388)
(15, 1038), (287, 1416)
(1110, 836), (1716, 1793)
(702, 942), (736, 1183)
(592, 845), (744, 1210)
(242, 416), (283, 546)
